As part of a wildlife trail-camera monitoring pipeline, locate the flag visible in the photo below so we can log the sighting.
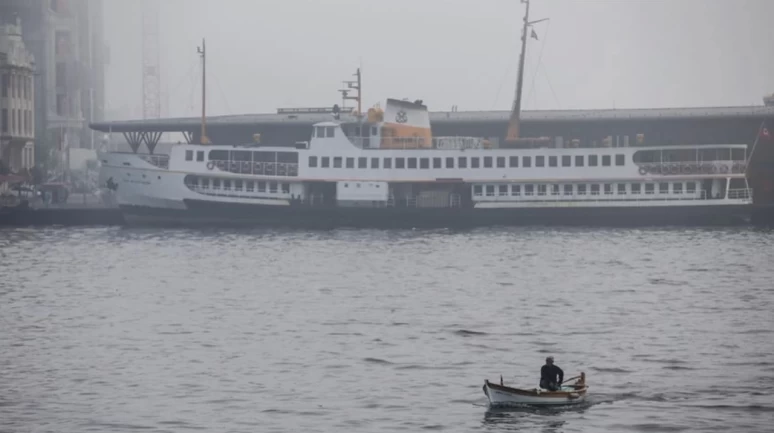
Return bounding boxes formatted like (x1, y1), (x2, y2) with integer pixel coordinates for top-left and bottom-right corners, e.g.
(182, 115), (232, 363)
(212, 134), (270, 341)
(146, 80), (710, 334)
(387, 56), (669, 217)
(530, 29), (539, 40)
(761, 124), (771, 140)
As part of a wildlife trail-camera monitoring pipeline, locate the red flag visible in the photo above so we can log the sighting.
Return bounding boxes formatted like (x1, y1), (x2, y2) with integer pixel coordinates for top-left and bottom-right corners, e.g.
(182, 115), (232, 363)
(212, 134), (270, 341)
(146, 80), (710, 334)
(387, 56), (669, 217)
(761, 125), (770, 140)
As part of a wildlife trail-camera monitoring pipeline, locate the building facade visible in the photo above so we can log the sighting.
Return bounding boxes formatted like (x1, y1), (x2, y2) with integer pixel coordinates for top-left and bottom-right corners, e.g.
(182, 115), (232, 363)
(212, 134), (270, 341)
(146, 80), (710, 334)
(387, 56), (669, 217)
(0, 16), (35, 174)
(0, 0), (105, 173)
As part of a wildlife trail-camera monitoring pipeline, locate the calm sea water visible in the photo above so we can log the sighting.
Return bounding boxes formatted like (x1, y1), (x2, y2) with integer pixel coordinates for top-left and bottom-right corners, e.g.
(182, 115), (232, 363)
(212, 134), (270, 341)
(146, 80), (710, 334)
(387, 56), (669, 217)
(1, 227), (773, 433)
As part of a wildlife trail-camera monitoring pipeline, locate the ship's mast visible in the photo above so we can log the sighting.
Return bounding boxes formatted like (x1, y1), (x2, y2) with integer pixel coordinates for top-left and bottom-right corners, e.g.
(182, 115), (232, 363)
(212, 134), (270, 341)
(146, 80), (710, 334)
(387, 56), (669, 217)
(197, 39), (209, 144)
(505, 0), (547, 142)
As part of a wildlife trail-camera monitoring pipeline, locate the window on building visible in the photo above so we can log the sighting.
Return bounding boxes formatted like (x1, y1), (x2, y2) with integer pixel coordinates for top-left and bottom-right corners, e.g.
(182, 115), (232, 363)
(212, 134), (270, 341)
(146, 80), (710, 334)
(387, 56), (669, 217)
(498, 185), (508, 196)
(590, 184), (600, 195)
(333, 157), (342, 168)
(686, 182), (696, 194)
(185, 150), (193, 161)
(371, 157), (379, 169)
(473, 185), (483, 196)
(282, 183), (290, 194)
(604, 183), (613, 195)
(420, 158), (430, 169)
(315, 126), (325, 138)
(433, 158), (441, 169)
(602, 155), (611, 166)
(562, 155), (571, 167)
(445, 157), (454, 168)
(458, 157), (467, 168)
(563, 184), (573, 195)
(407, 158), (417, 169)
(485, 185), (495, 196)
(246, 181), (255, 192)
(212, 179), (221, 190)
(346, 157), (354, 168)
(578, 184), (587, 195)
(551, 184), (560, 196)
(234, 180), (243, 191)
(511, 184), (521, 196)
(1, 74), (7, 97)
(321, 156), (330, 168)
(575, 155), (584, 167)
(538, 184), (547, 196)
(358, 157), (367, 169)
(471, 157), (480, 168)
(549, 156), (558, 167)
(659, 182), (669, 194)
(615, 154), (625, 166)
(484, 156), (493, 168)
(645, 183), (655, 194)
(325, 126), (335, 138)
(223, 179), (232, 190)
(383, 158), (392, 169)
(525, 184), (534, 196)
(56, 63), (66, 88)
(536, 156), (545, 167)
(496, 156), (505, 168)
(197, 151), (204, 162)
(396, 158), (405, 169)
(509, 156), (519, 167)
(589, 155), (598, 166)
(258, 181), (266, 192)
(617, 183), (626, 194)
(523, 156), (532, 167)
(673, 182), (683, 194)
(308, 156), (318, 167)
(632, 183), (641, 194)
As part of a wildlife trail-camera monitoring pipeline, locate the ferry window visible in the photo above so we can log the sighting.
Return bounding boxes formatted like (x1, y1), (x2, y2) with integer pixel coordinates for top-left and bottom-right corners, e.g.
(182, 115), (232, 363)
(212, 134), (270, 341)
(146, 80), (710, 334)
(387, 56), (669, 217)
(235, 180), (243, 191)
(321, 157), (330, 168)
(224, 180), (232, 190)
(333, 157), (343, 168)
(511, 185), (521, 196)
(632, 183), (641, 194)
(420, 158), (430, 169)
(316, 126), (325, 138)
(498, 185), (508, 196)
(346, 157), (354, 169)
(590, 184), (600, 195)
(371, 126), (377, 136)
(269, 182), (278, 193)
(589, 155), (598, 166)
(213, 179), (221, 189)
(523, 156), (532, 167)
(278, 152), (298, 164)
(358, 157), (367, 169)
(562, 155), (571, 167)
(604, 184), (613, 195)
(255, 152), (275, 163)
(645, 184), (655, 194)
(446, 157), (455, 168)
(509, 156), (519, 167)
(484, 156), (493, 168)
(185, 150), (193, 161)
(615, 154), (625, 166)
(458, 157), (467, 168)
(687, 182), (696, 193)
(282, 183), (290, 194)
(396, 158), (405, 169)
(617, 183), (626, 194)
(384, 158), (392, 169)
(486, 185), (495, 196)
(602, 155), (611, 167)
(325, 126), (335, 138)
(551, 184), (560, 196)
(525, 184), (534, 196)
(575, 155), (584, 167)
(538, 185), (547, 196)
(674, 182), (683, 194)
(309, 156), (318, 168)
(258, 181), (266, 192)
(659, 183), (669, 194)
(549, 156), (557, 167)
(371, 157), (380, 169)
(536, 156), (545, 167)
(408, 158), (417, 169)
(577, 184), (587, 195)
(433, 158), (442, 169)
(197, 151), (205, 162)
(473, 185), (483, 196)
(209, 150), (229, 161)
(497, 157), (506, 168)
(471, 157), (480, 168)
(246, 181), (255, 192)
(563, 184), (573, 195)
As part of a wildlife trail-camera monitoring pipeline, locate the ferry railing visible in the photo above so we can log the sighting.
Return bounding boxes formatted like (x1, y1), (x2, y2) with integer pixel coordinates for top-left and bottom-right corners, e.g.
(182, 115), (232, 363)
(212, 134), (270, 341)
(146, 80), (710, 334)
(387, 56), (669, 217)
(139, 154), (169, 169)
(636, 161), (746, 176)
(346, 136), (485, 150)
(474, 188), (753, 203)
(208, 159), (299, 177)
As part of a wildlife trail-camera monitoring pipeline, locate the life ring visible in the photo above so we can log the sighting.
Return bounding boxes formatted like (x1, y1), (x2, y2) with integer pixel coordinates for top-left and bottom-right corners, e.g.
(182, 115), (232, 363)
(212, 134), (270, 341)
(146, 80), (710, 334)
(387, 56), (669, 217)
(638, 166), (648, 175)
(683, 164), (693, 175)
(710, 165), (718, 174)
(669, 164), (679, 174)
(206, 161), (216, 170)
(719, 165), (729, 173)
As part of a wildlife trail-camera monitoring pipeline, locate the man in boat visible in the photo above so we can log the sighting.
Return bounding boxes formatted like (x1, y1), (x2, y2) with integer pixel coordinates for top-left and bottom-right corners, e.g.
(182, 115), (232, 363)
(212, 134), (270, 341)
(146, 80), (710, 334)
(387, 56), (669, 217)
(540, 356), (564, 391)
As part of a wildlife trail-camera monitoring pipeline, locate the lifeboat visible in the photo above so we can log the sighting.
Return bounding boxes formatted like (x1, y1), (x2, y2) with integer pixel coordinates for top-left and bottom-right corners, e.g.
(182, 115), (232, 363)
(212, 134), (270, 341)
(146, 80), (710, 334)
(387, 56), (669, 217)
(482, 372), (588, 406)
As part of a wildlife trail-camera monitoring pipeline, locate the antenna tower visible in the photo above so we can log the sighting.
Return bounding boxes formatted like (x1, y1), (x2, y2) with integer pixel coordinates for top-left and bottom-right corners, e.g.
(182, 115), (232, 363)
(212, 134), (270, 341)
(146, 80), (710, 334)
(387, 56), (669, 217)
(142, 0), (161, 119)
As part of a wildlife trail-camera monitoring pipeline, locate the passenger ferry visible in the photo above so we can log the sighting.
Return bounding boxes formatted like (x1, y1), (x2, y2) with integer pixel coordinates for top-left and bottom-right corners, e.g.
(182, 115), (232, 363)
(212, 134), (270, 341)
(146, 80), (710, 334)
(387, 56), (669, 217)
(97, 0), (754, 228)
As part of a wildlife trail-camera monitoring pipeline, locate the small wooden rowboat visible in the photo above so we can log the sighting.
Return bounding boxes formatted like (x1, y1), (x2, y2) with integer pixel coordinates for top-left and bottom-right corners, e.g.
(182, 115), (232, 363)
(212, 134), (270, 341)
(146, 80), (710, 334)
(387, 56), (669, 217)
(483, 372), (588, 406)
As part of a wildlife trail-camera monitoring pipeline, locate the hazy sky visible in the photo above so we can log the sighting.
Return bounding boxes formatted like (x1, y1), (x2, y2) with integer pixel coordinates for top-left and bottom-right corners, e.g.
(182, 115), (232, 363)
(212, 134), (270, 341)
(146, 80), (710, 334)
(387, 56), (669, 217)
(102, 0), (774, 121)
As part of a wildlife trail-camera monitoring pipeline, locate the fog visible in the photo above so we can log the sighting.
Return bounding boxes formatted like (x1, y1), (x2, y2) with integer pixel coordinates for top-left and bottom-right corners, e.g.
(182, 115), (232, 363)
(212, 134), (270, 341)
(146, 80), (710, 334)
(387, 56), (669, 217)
(102, 0), (774, 121)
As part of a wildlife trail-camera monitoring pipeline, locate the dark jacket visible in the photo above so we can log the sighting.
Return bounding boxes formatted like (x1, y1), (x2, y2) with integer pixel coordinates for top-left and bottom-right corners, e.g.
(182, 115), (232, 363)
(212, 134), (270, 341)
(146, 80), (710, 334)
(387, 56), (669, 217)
(540, 364), (564, 384)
